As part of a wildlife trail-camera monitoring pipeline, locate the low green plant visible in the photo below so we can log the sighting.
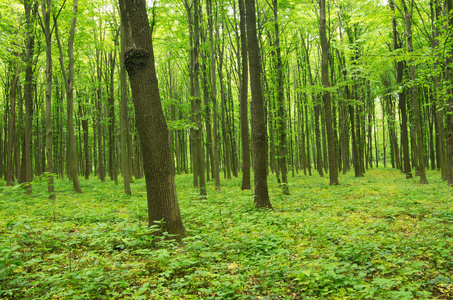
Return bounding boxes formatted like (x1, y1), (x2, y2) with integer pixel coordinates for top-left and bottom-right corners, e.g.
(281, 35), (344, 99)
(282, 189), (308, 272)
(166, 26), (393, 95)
(1, 168), (452, 299)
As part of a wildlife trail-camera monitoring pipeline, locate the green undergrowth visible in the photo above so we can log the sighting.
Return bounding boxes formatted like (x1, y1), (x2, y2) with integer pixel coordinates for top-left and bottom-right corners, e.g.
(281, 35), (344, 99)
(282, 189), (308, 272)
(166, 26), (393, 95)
(1, 168), (452, 299)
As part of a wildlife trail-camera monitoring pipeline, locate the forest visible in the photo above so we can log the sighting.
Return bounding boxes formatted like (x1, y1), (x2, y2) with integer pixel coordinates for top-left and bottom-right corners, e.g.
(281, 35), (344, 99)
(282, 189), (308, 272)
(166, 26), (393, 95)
(1, 0), (453, 298)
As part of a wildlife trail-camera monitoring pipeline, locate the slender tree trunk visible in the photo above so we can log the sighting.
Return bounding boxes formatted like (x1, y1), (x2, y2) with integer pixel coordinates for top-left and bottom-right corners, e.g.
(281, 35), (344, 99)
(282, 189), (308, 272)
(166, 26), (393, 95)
(108, 32), (119, 184)
(431, 0), (447, 179)
(401, 0), (428, 183)
(218, 39), (232, 180)
(54, 0), (82, 193)
(6, 62), (20, 186)
(302, 37), (322, 177)
(41, 0), (55, 198)
(15, 85), (23, 181)
(238, 0), (250, 190)
(445, 0), (453, 185)
(206, 0), (221, 190)
(390, 1), (412, 178)
(193, 0), (206, 196)
(319, 0), (339, 185)
(118, 0), (186, 238)
(245, 0), (272, 208)
(22, 0), (36, 193)
(273, 0), (289, 194)
(79, 104), (90, 179)
(118, 22), (132, 195)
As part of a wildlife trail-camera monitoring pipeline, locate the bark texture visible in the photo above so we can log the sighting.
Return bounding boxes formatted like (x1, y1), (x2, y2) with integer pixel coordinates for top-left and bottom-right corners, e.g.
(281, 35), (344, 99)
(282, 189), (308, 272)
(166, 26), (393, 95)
(320, 0), (339, 185)
(118, 0), (185, 238)
(245, 0), (272, 208)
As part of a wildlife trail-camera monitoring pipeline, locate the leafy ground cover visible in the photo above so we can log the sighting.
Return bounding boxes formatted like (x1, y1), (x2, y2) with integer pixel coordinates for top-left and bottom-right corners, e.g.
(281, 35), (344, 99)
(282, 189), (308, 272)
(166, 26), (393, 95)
(1, 168), (452, 299)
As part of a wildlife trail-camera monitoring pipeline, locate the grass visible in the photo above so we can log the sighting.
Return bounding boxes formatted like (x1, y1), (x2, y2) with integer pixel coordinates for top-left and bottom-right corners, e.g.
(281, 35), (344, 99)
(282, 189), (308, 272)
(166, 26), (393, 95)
(1, 167), (453, 299)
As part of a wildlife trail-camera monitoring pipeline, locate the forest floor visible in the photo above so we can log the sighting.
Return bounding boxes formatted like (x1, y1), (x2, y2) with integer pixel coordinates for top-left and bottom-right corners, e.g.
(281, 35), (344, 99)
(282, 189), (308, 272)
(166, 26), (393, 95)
(1, 167), (453, 299)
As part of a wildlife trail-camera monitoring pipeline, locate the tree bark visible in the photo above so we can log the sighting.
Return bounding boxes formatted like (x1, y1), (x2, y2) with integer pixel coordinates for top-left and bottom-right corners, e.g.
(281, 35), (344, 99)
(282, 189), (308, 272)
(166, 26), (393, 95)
(41, 0), (55, 198)
(238, 0), (250, 190)
(6, 61), (20, 186)
(54, 0), (82, 193)
(301, 37), (323, 177)
(108, 30), (119, 184)
(319, 0), (339, 185)
(245, 0), (272, 208)
(390, 1), (412, 178)
(401, 0), (428, 184)
(119, 23), (131, 195)
(22, 0), (36, 193)
(272, 0), (289, 194)
(445, 0), (453, 185)
(118, 0), (186, 238)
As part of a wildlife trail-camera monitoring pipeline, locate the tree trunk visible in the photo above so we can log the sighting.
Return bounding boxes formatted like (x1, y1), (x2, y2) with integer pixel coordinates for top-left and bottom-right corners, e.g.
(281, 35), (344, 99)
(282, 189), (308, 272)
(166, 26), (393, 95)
(119, 24), (131, 195)
(238, 0), (250, 190)
(79, 104), (90, 180)
(41, 0), (55, 198)
(206, 0), (221, 191)
(245, 0), (272, 209)
(22, 0), (36, 193)
(401, 0), (428, 184)
(54, 0), (82, 193)
(445, 0), (453, 185)
(302, 37), (322, 177)
(118, 0), (186, 238)
(6, 61), (20, 186)
(319, 0), (339, 185)
(390, 1), (412, 178)
(273, 0), (289, 194)
(108, 32), (119, 184)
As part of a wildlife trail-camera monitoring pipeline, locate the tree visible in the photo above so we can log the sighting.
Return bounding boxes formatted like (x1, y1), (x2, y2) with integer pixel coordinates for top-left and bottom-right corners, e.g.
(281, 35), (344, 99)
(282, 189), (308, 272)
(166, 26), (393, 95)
(118, 0), (186, 237)
(6, 57), (20, 186)
(445, 0), (453, 185)
(271, 0), (290, 194)
(21, 0), (37, 194)
(120, 22), (131, 195)
(238, 0), (251, 190)
(245, 0), (272, 209)
(39, 0), (55, 199)
(207, 0), (221, 191)
(390, 0), (412, 179)
(319, 0), (339, 185)
(54, 0), (82, 193)
(184, 0), (206, 197)
(398, 0), (428, 184)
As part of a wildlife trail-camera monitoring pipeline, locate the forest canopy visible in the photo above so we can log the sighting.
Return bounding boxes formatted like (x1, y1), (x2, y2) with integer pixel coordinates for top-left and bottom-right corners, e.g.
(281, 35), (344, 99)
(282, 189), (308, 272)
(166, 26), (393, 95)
(1, 0), (452, 193)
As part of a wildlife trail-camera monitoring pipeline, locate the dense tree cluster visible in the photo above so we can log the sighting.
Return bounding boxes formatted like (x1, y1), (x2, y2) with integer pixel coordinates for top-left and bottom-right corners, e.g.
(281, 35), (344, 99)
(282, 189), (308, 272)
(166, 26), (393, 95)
(1, 0), (453, 231)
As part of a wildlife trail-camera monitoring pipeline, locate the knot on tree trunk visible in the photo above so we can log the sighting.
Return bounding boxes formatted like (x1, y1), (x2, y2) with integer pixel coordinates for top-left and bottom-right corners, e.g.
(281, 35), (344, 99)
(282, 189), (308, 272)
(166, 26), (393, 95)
(124, 47), (150, 74)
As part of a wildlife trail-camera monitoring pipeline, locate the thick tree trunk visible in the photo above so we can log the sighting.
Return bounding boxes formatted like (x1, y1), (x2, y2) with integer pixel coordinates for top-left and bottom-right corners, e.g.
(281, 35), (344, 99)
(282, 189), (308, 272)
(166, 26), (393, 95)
(118, 0), (186, 238)
(245, 0), (272, 209)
